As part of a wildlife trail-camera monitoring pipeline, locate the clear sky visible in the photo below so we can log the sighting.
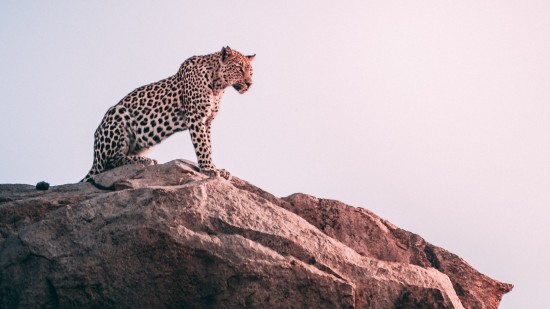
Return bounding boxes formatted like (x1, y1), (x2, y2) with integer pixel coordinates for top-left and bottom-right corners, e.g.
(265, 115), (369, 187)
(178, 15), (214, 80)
(1, 1), (549, 307)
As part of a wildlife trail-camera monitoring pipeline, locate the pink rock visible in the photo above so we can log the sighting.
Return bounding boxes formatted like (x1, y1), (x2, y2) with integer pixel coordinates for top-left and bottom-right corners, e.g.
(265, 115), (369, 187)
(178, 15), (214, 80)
(0, 160), (511, 308)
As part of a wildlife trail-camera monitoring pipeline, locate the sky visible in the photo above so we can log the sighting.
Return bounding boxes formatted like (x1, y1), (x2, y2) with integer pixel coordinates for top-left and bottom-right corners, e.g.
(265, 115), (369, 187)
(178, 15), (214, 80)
(1, 1), (549, 307)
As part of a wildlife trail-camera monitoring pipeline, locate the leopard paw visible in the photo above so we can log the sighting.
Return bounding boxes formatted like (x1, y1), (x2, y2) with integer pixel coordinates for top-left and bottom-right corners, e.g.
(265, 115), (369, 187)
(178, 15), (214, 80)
(217, 169), (231, 180)
(201, 168), (231, 180)
(140, 157), (157, 166)
(201, 169), (217, 178)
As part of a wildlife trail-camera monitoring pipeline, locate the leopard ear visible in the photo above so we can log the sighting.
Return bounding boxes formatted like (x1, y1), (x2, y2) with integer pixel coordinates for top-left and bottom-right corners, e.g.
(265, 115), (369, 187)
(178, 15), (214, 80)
(221, 46), (233, 62)
(246, 54), (256, 62)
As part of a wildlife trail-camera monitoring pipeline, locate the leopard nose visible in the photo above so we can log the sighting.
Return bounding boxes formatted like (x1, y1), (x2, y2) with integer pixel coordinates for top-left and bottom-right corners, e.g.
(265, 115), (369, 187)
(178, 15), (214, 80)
(245, 81), (252, 88)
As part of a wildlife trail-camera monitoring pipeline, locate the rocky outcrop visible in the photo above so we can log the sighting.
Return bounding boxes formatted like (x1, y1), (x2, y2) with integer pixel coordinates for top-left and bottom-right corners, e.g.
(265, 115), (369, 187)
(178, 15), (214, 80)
(0, 160), (512, 308)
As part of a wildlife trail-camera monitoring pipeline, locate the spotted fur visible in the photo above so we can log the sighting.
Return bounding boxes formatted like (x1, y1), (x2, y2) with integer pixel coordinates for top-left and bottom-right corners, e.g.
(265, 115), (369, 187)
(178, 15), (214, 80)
(81, 47), (255, 182)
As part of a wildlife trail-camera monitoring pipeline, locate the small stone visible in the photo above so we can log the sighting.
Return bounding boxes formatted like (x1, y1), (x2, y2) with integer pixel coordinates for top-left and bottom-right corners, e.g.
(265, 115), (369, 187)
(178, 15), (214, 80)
(35, 181), (50, 191)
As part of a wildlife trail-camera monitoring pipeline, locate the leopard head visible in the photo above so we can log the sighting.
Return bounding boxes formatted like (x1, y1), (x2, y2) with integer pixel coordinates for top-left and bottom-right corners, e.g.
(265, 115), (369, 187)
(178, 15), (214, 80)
(219, 46), (255, 94)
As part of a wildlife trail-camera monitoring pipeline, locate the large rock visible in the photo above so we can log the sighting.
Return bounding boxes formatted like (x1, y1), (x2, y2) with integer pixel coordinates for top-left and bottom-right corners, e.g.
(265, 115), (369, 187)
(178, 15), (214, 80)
(0, 160), (512, 308)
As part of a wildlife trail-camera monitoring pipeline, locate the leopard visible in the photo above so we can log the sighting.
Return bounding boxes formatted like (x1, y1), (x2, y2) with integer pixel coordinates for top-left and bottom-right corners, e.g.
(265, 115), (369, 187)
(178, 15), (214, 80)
(81, 46), (255, 182)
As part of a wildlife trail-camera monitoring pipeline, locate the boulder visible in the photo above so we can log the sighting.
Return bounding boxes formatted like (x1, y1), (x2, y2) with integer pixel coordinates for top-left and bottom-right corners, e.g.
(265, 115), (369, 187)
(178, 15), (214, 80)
(0, 160), (512, 308)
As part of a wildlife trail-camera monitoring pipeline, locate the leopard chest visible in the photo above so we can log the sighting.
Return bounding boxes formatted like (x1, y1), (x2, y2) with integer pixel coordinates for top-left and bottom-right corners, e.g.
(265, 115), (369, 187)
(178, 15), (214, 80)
(204, 94), (222, 125)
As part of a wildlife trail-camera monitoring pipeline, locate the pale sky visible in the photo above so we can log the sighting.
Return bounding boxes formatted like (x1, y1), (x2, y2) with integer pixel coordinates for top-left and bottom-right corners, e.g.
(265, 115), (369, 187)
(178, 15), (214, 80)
(1, 1), (549, 307)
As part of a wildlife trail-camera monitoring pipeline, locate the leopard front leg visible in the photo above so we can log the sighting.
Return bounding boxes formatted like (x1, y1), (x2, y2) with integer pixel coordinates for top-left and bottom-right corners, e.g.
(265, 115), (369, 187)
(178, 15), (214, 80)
(204, 124), (231, 180)
(188, 121), (231, 180)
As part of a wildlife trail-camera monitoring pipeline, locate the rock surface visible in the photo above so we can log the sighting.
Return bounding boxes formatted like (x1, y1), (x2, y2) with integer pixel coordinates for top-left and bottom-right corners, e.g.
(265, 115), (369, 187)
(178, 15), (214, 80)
(0, 160), (512, 308)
